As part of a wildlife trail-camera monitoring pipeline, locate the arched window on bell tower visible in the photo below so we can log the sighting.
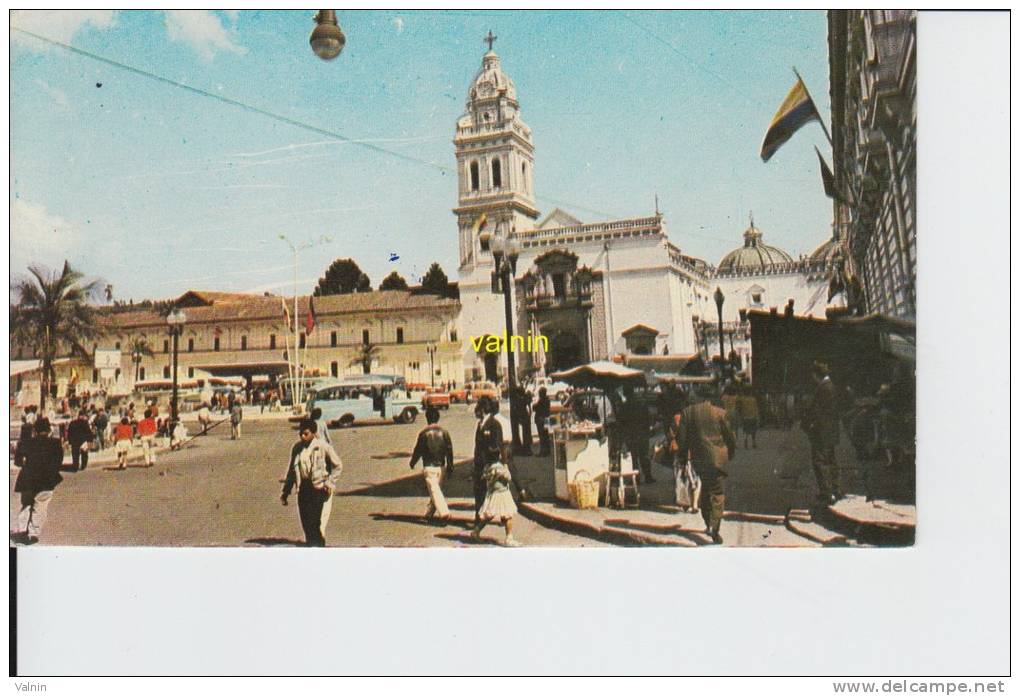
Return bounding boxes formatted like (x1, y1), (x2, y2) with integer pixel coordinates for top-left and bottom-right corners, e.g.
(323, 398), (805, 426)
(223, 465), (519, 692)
(491, 158), (502, 189)
(470, 161), (480, 191)
(521, 161), (528, 193)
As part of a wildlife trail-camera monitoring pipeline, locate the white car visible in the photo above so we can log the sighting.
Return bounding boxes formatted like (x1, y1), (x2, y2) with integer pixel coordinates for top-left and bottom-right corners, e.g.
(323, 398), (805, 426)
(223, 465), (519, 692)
(526, 377), (570, 403)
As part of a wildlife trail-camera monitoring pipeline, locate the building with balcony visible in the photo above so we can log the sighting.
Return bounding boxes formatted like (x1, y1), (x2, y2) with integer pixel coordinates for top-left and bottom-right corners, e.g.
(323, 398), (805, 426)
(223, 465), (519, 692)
(828, 10), (917, 319)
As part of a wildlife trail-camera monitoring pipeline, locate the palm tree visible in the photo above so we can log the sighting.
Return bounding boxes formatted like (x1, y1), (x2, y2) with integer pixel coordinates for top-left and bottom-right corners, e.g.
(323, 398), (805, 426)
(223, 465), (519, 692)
(11, 261), (102, 409)
(350, 343), (381, 375)
(129, 337), (155, 383)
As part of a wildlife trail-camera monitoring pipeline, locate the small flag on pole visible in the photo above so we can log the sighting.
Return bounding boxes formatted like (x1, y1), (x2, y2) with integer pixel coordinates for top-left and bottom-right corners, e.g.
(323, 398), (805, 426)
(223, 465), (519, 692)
(305, 296), (317, 334)
(760, 76), (821, 162)
(472, 212), (488, 234)
(214, 326), (223, 338)
(814, 146), (840, 200)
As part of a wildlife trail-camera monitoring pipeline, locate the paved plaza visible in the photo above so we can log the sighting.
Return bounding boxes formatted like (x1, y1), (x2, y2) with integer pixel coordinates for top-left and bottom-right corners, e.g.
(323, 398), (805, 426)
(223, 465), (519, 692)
(10, 404), (912, 547)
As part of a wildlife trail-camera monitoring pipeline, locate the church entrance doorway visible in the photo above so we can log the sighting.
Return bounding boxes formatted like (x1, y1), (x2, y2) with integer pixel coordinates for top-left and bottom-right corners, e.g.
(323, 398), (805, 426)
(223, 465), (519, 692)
(483, 349), (499, 383)
(546, 329), (584, 373)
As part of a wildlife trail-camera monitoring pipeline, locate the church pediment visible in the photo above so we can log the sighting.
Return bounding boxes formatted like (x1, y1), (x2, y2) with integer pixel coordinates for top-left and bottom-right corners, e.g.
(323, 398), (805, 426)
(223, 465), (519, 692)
(535, 208), (583, 230)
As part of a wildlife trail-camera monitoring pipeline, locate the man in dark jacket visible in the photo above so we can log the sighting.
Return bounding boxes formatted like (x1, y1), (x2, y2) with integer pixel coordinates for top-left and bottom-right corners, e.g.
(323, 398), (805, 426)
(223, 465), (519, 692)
(533, 388), (552, 456)
(472, 397), (503, 523)
(803, 362), (842, 505)
(13, 413), (34, 468)
(511, 385), (533, 455)
(674, 388), (736, 545)
(67, 409), (94, 471)
(13, 418), (64, 544)
(409, 407), (455, 522)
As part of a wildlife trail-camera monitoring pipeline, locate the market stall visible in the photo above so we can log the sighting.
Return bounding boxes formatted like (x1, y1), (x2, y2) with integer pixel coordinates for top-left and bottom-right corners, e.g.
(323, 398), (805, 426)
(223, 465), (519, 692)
(548, 361), (646, 507)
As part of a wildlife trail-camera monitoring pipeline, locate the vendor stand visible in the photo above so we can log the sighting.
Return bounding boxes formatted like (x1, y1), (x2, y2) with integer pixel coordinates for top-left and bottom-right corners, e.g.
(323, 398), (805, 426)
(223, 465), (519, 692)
(548, 361), (646, 507)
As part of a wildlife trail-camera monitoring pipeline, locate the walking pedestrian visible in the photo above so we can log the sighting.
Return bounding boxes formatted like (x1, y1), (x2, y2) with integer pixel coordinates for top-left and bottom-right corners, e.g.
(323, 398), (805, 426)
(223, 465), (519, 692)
(93, 407), (109, 451)
(13, 413), (34, 468)
(803, 362), (841, 505)
(621, 386), (655, 483)
(471, 403), (520, 546)
(197, 402), (211, 435)
(471, 400), (492, 524)
(673, 386), (736, 545)
(737, 385), (760, 449)
(280, 419), (342, 547)
(137, 408), (158, 467)
(533, 387), (552, 457)
(491, 398), (529, 501)
(114, 416), (134, 470)
(170, 419), (189, 451)
(229, 401), (243, 440)
(67, 409), (94, 471)
(408, 407), (454, 523)
(13, 418), (64, 545)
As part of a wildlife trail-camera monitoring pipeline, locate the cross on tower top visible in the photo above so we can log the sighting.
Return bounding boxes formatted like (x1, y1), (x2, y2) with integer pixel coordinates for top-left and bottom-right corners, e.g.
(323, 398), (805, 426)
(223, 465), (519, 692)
(484, 30), (497, 51)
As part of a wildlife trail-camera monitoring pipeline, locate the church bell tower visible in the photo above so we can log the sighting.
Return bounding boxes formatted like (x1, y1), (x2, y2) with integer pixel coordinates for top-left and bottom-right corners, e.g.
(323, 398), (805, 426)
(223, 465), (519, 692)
(454, 32), (539, 278)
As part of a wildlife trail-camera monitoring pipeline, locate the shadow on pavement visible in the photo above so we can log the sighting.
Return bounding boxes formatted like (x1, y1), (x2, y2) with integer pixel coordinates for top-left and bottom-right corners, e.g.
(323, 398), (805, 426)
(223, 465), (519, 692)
(370, 512), (474, 530)
(243, 537), (305, 547)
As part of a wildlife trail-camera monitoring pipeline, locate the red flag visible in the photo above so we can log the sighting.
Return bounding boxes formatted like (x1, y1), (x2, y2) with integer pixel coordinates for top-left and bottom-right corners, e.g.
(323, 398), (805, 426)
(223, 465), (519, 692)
(214, 326), (223, 337)
(305, 296), (317, 334)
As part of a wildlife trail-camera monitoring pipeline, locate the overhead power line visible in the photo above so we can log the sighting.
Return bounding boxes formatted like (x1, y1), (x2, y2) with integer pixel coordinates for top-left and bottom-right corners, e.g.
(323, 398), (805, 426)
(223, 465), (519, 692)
(10, 25), (639, 224)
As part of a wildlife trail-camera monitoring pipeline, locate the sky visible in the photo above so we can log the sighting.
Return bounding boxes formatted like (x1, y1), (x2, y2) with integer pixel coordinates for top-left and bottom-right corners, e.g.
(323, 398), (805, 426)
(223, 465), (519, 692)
(10, 10), (835, 302)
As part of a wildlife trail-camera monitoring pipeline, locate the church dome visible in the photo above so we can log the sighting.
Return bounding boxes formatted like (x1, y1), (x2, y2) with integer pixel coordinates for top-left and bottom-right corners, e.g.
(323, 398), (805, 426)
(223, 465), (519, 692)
(468, 50), (518, 104)
(717, 218), (794, 274)
(809, 236), (842, 265)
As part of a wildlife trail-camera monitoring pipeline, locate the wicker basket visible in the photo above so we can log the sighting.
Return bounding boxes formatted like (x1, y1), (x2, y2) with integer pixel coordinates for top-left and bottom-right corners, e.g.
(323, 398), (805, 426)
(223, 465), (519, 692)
(568, 470), (600, 510)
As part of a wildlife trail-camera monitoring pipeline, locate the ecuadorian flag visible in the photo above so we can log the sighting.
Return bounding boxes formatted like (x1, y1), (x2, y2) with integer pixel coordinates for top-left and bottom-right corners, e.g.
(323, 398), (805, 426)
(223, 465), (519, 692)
(760, 77), (820, 162)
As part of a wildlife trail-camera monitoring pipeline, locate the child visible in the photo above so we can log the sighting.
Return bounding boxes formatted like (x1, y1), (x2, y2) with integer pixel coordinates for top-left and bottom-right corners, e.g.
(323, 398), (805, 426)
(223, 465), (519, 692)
(114, 417), (134, 470)
(472, 458), (520, 547)
(170, 419), (188, 451)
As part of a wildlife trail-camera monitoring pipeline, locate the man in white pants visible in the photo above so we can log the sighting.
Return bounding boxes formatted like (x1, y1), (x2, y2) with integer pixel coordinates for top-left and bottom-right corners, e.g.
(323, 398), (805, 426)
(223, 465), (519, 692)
(408, 407), (454, 522)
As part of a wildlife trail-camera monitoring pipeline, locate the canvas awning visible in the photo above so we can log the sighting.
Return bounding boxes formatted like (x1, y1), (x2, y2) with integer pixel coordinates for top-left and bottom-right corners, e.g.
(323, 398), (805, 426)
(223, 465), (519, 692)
(550, 361), (646, 389)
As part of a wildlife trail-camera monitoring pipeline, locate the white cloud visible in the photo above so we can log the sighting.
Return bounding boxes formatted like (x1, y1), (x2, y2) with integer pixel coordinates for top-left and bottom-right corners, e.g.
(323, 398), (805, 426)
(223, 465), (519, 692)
(164, 11), (247, 60)
(393, 17), (405, 34)
(11, 10), (117, 49)
(10, 199), (79, 271)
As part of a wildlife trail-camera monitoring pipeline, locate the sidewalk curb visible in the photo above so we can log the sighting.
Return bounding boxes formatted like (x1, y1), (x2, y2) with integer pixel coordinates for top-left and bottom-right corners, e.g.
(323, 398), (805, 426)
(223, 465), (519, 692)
(517, 502), (696, 547)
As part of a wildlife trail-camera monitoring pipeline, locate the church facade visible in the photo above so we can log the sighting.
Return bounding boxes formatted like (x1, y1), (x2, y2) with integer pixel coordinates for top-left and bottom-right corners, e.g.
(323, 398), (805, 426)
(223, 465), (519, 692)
(454, 44), (837, 382)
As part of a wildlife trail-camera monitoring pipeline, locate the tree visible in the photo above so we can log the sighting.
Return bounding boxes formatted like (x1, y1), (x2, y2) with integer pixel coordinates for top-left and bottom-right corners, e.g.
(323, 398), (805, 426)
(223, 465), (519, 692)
(350, 343), (381, 375)
(378, 271), (409, 291)
(314, 258), (371, 296)
(129, 337), (155, 382)
(11, 261), (103, 409)
(420, 262), (451, 297)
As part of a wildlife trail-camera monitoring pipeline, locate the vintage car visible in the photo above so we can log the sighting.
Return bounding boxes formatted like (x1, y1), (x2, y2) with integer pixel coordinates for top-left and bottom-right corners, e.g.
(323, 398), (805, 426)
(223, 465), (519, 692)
(421, 387), (451, 410)
(465, 380), (500, 404)
(448, 385), (468, 403)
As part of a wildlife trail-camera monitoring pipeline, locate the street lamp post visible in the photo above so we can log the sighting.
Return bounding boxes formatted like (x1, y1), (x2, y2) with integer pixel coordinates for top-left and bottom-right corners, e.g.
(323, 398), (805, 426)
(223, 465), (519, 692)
(426, 344), (437, 388)
(714, 286), (726, 379)
(166, 309), (187, 424)
(490, 235), (522, 453)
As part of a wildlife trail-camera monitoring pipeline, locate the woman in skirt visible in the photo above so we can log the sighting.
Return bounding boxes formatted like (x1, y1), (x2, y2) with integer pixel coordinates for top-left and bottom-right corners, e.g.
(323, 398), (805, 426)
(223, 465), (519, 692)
(472, 460), (520, 547)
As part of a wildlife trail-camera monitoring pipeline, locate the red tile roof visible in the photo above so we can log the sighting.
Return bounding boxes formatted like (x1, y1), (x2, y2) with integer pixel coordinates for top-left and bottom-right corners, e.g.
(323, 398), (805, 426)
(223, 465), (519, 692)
(97, 290), (459, 330)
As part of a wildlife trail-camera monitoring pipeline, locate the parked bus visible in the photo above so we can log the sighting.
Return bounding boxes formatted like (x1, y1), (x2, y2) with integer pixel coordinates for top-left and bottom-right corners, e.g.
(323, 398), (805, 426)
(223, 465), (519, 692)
(303, 374), (420, 428)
